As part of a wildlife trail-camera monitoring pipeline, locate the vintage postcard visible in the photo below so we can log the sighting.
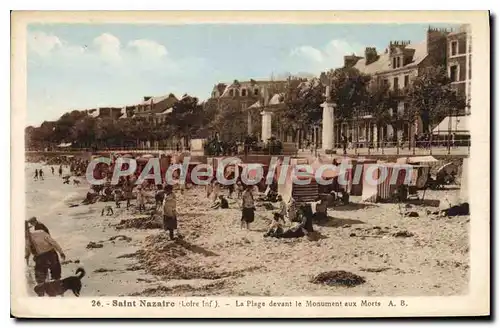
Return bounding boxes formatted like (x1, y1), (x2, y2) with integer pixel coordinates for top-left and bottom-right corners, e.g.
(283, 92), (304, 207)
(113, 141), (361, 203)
(11, 11), (490, 318)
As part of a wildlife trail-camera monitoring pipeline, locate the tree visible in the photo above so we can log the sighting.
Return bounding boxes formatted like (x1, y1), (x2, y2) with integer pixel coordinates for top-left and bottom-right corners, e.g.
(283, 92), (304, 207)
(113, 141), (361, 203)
(406, 66), (466, 133)
(326, 67), (371, 122)
(367, 81), (398, 145)
(170, 95), (204, 147)
(211, 102), (247, 142)
(323, 67), (371, 147)
(280, 77), (325, 144)
(70, 116), (96, 148)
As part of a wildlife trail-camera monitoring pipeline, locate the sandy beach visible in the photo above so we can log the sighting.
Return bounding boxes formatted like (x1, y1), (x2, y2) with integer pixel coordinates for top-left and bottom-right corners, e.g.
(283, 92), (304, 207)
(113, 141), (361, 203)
(24, 162), (469, 297)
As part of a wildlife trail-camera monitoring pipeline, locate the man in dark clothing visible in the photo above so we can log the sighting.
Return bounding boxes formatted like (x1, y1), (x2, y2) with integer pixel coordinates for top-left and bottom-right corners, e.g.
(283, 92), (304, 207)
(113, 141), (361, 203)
(27, 217), (50, 235)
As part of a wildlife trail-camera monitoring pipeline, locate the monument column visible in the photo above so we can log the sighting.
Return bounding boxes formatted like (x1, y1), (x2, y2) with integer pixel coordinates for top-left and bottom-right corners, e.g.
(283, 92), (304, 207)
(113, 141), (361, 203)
(260, 86), (271, 143)
(247, 110), (252, 135)
(321, 85), (335, 151)
(261, 111), (272, 142)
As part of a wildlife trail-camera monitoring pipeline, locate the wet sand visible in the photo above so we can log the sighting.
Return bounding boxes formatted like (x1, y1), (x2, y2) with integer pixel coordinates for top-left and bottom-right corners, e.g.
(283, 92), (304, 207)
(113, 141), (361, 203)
(24, 163), (469, 297)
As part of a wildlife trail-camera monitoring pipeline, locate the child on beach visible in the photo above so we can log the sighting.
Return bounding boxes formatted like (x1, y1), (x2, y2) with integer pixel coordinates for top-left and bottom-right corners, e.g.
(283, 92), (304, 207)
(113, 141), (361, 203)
(137, 186), (146, 213)
(162, 185), (178, 240)
(113, 189), (122, 208)
(241, 185), (255, 230)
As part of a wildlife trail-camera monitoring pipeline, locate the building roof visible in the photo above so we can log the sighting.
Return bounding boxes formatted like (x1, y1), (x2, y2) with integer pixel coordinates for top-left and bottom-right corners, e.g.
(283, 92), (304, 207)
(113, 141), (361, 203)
(248, 93), (285, 109)
(140, 93), (178, 105)
(217, 79), (287, 97)
(353, 40), (428, 75)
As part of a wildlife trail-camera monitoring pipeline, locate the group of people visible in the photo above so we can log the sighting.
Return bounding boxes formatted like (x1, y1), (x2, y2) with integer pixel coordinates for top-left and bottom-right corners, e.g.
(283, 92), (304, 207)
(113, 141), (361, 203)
(33, 168), (44, 181)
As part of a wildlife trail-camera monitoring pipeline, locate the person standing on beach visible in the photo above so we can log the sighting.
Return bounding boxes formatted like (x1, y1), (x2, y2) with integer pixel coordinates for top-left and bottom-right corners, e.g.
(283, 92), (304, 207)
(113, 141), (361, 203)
(137, 185), (146, 213)
(51, 167), (55, 175)
(34, 169), (39, 181)
(241, 185), (255, 230)
(28, 227), (66, 288)
(162, 185), (178, 240)
(39, 169), (44, 180)
(58, 165), (63, 177)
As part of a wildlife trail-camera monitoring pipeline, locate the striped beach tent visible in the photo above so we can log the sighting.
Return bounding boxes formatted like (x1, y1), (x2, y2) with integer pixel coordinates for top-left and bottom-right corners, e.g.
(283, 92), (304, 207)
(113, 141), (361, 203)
(361, 163), (413, 203)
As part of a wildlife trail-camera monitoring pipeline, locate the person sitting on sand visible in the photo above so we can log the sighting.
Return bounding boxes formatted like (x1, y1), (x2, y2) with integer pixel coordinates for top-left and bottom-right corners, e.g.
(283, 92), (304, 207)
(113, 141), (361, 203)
(279, 206), (314, 239)
(288, 197), (297, 222)
(241, 185), (255, 230)
(275, 195), (287, 223)
(264, 213), (284, 238)
(314, 197), (328, 222)
(162, 185), (178, 240)
(211, 195), (229, 209)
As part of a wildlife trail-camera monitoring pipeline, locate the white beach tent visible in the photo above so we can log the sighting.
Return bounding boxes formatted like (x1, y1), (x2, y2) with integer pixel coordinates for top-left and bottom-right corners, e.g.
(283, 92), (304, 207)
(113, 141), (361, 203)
(432, 115), (470, 135)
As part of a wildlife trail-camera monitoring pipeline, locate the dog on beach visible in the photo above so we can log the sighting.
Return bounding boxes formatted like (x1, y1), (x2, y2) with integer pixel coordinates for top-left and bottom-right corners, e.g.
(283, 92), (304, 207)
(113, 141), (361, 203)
(34, 267), (86, 297)
(73, 179), (81, 186)
(101, 205), (114, 216)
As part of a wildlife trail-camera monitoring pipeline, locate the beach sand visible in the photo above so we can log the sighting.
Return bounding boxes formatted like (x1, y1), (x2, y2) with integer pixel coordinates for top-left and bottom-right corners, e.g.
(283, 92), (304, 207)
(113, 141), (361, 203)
(24, 162), (469, 297)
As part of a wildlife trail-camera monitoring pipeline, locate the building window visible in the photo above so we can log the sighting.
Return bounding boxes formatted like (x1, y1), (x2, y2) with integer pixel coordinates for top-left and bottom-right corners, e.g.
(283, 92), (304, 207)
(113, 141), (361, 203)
(451, 41), (458, 56)
(450, 65), (459, 82)
(383, 79), (389, 87)
(403, 102), (409, 116)
(393, 77), (399, 90)
(396, 57), (401, 68)
(254, 88), (259, 96)
(392, 57), (396, 68)
(404, 75), (409, 87)
(229, 89), (234, 97)
(241, 88), (247, 97)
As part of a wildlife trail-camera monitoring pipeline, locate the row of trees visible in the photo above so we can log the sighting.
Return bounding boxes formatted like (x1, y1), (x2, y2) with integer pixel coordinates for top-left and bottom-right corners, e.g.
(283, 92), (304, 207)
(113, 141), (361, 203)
(26, 65), (466, 150)
(26, 95), (213, 150)
(275, 65), (466, 146)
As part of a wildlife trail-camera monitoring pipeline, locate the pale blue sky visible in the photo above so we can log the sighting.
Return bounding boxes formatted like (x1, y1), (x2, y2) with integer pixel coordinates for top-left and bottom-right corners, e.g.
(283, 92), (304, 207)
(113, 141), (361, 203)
(27, 23), (456, 126)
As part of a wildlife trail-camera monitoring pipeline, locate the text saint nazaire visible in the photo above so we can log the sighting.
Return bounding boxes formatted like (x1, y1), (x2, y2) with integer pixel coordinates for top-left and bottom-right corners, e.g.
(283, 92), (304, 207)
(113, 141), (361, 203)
(112, 300), (176, 307)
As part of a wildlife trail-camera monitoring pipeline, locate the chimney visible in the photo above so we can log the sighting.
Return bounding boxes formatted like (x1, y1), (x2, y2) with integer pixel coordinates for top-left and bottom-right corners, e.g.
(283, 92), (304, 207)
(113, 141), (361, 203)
(344, 54), (361, 68)
(364, 47), (379, 65)
(426, 26), (449, 66)
(143, 96), (152, 101)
